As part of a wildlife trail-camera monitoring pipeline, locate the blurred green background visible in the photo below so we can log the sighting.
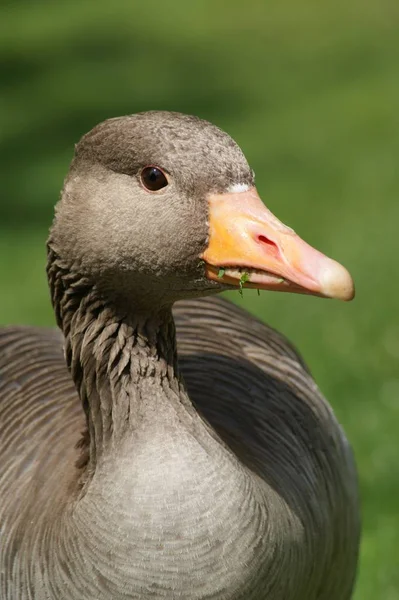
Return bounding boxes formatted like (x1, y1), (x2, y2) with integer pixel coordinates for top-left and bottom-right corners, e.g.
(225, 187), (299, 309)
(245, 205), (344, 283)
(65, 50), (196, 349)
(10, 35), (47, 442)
(1, 0), (398, 597)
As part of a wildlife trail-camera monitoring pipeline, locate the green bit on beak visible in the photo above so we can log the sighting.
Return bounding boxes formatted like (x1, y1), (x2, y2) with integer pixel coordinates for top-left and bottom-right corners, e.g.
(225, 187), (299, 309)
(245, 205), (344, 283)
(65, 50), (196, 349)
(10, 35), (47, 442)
(239, 272), (250, 296)
(217, 267), (225, 278)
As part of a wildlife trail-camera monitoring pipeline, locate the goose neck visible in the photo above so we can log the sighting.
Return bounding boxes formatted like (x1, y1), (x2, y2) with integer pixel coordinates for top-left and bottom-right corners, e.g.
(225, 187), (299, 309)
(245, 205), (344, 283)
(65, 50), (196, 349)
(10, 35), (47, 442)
(47, 246), (188, 474)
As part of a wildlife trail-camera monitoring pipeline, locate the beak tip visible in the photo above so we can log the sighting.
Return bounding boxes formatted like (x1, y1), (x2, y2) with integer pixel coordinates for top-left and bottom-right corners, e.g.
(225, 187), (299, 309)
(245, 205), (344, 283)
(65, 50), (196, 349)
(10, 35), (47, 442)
(320, 262), (355, 301)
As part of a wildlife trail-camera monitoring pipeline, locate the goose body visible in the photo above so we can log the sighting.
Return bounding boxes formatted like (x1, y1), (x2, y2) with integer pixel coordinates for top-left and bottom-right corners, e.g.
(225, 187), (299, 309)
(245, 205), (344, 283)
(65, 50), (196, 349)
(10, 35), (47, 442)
(0, 112), (359, 599)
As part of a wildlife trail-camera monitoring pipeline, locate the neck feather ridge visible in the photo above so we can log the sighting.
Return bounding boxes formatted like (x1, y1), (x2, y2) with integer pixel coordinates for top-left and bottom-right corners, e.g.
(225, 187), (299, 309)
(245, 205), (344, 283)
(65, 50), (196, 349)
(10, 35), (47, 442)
(47, 244), (188, 479)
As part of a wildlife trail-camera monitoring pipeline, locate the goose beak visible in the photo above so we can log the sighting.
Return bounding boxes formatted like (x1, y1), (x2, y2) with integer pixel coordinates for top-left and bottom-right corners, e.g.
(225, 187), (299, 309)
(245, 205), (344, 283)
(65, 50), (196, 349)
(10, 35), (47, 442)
(201, 187), (355, 301)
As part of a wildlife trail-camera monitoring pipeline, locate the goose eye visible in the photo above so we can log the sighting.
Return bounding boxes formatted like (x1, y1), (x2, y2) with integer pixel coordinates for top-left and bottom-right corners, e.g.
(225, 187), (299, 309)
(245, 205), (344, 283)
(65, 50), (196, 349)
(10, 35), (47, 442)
(140, 166), (168, 192)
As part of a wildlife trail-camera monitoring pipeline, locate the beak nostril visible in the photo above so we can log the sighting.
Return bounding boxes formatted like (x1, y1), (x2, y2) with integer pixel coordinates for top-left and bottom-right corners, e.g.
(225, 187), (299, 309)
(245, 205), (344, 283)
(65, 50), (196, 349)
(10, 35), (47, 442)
(257, 235), (280, 258)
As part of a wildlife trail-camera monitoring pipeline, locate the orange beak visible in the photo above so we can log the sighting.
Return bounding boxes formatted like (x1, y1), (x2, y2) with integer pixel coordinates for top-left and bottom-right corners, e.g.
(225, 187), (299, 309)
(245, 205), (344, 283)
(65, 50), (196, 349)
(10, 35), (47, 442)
(200, 187), (355, 300)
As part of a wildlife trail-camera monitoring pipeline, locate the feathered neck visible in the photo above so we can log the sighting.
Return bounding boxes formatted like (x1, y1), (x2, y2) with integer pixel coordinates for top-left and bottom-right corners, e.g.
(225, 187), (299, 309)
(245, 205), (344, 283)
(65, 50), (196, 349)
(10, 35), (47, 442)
(46, 243), (199, 483)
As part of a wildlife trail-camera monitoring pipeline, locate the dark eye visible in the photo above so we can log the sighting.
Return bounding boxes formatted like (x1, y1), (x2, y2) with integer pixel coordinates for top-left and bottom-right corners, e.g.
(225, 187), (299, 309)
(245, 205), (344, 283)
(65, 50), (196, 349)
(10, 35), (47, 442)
(140, 166), (168, 192)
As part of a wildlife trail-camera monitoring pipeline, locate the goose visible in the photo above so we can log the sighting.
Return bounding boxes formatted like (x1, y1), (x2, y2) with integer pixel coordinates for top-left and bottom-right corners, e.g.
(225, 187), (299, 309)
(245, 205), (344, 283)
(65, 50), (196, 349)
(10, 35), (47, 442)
(0, 111), (360, 599)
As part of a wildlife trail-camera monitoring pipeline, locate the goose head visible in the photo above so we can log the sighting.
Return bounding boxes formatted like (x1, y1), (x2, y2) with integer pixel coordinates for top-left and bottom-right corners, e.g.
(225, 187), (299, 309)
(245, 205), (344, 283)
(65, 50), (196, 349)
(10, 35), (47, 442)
(51, 111), (354, 310)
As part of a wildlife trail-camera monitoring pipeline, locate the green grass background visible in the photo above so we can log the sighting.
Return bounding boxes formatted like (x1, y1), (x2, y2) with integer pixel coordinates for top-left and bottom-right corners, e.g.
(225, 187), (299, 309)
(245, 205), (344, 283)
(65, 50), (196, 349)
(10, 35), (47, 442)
(1, 1), (398, 597)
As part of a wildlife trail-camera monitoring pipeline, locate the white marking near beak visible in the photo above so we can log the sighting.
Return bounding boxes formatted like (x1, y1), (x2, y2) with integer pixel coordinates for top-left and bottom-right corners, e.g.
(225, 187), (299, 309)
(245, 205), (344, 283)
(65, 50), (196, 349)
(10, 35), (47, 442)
(228, 183), (250, 193)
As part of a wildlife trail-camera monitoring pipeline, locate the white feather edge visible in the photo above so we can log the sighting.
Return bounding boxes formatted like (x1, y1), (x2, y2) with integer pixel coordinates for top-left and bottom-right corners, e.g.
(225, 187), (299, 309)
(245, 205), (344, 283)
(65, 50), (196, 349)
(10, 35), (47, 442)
(227, 183), (250, 193)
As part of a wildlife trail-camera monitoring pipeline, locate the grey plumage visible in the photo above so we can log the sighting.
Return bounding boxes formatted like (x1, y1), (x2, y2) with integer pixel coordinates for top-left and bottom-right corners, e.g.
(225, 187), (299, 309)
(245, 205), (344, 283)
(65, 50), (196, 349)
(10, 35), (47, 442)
(0, 112), (360, 599)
